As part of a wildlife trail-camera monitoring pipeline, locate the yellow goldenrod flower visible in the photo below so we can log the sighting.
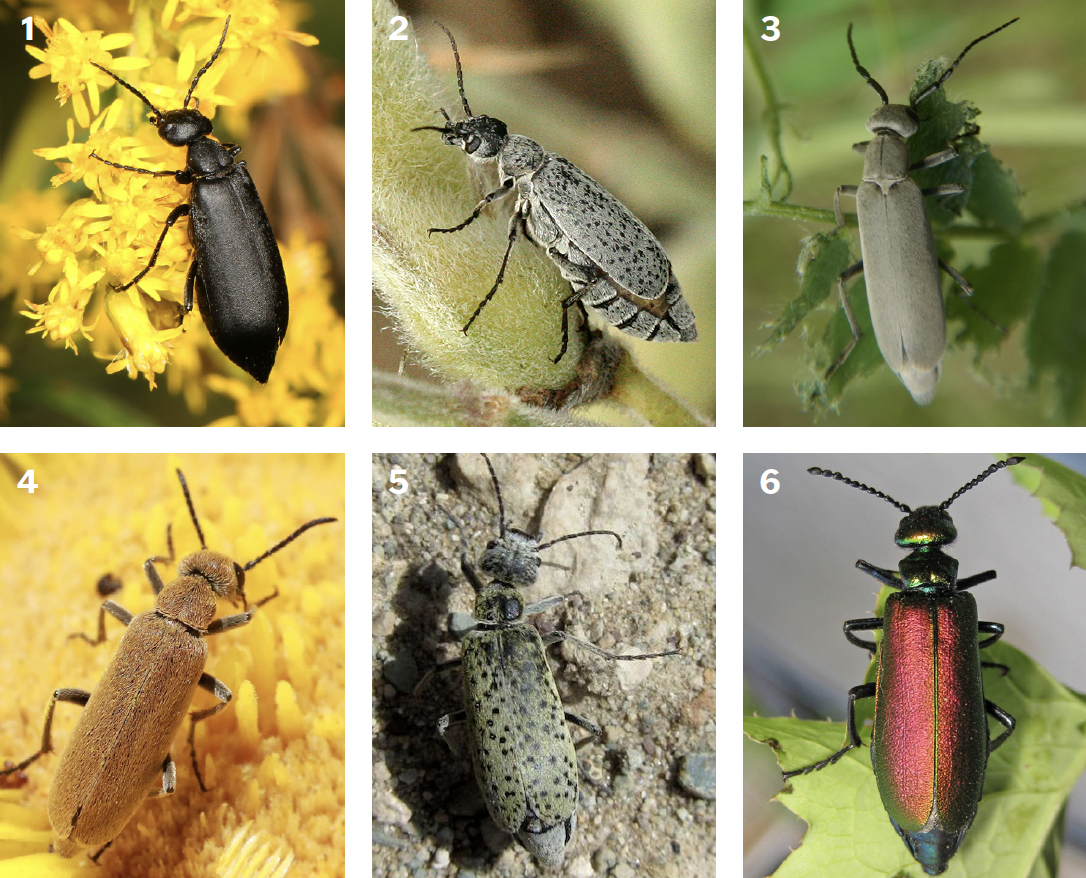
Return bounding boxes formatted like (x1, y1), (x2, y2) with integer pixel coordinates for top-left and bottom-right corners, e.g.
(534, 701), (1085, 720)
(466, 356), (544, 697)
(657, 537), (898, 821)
(12, 7), (343, 424)
(100, 288), (185, 389)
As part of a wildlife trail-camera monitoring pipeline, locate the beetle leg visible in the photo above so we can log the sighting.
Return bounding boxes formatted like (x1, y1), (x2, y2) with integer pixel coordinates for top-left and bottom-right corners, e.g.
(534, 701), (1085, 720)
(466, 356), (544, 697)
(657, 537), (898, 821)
(68, 600), (134, 645)
(206, 609), (256, 635)
(824, 263), (865, 383)
(143, 518), (182, 596)
(551, 286), (588, 364)
(565, 711), (602, 747)
(89, 840), (113, 863)
(856, 559), (902, 587)
(985, 699), (1015, 753)
(978, 621), (1010, 675)
(188, 673), (232, 792)
(461, 209), (522, 335)
(183, 256), (199, 314)
(977, 620), (1005, 650)
(938, 260), (1007, 333)
(541, 629), (677, 662)
(0, 688), (90, 774)
(142, 523), (178, 589)
(913, 150), (960, 172)
(436, 709), (467, 750)
(782, 682), (875, 779)
(413, 656), (463, 696)
(843, 616), (882, 653)
(460, 555), (487, 591)
(429, 179), (515, 235)
(956, 569), (997, 590)
(834, 184), (859, 228)
(147, 754), (177, 798)
(112, 203), (191, 292)
(523, 595), (566, 618)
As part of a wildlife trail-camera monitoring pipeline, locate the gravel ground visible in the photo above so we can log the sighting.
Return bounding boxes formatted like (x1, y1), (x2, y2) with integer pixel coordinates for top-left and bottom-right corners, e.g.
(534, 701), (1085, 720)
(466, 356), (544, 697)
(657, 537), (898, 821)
(372, 453), (716, 877)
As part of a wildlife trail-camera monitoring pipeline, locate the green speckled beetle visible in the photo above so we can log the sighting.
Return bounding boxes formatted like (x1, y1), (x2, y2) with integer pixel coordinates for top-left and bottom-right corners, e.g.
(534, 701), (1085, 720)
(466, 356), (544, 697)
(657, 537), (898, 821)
(433, 454), (677, 868)
(782, 458), (1021, 875)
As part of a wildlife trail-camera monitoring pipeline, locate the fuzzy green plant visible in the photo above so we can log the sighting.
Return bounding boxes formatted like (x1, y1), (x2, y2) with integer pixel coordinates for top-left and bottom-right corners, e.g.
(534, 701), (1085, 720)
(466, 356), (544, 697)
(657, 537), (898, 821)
(372, 1), (707, 426)
(745, 12), (1086, 424)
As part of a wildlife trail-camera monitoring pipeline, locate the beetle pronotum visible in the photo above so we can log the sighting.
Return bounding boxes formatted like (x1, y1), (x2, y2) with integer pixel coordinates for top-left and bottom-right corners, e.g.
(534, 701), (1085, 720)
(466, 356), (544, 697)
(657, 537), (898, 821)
(0, 469), (335, 860)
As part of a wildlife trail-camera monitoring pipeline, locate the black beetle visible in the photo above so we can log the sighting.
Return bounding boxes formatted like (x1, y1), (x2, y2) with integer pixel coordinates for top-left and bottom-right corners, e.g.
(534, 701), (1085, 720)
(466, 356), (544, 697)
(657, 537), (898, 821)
(89, 16), (288, 383)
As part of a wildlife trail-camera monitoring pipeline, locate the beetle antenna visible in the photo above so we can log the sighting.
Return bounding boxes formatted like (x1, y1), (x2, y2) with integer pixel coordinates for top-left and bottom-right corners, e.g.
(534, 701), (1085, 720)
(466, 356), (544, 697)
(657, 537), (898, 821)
(244, 517), (336, 573)
(846, 23), (889, 106)
(434, 22), (472, 117)
(411, 107), (453, 134)
(242, 517), (337, 571)
(913, 18), (1019, 106)
(175, 469), (208, 549)
(89, 61), (163, 116)
(184, 15), (231, 109)
(807, 466), (911, 514)
(940, 457), (1025, 510)
(539, 530), (622, 551)
(481, 453), (507, 538)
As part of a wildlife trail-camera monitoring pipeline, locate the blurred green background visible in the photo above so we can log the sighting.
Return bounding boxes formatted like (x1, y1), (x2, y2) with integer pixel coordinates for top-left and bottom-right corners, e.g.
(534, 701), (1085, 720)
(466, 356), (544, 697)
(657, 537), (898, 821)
(376, 0), (716, 423)
(744, 0), (1086, 425)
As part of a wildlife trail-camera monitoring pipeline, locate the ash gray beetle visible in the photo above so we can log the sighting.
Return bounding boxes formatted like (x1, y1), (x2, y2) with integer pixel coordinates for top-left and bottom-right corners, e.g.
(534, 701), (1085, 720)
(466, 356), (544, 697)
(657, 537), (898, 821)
(825, 18), (1018, 404)
(89, 16), (288, 383)
(424, 454), (678, 868)
(414, 25), (698, 364)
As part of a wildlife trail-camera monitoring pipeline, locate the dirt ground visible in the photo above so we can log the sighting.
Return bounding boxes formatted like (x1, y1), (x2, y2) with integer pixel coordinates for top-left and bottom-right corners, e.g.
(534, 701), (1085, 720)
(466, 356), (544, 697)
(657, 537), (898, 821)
(371, 453), (716, 877)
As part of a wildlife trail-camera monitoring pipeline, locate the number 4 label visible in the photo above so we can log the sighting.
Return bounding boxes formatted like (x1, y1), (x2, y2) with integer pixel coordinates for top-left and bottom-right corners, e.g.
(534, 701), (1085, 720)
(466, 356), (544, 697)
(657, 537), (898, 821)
(18, 470), (37, 493)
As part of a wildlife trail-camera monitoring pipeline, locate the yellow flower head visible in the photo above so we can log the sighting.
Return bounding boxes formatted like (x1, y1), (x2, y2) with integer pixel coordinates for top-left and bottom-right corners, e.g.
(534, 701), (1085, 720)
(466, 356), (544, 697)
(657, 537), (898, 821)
(17, 8), (341, 423)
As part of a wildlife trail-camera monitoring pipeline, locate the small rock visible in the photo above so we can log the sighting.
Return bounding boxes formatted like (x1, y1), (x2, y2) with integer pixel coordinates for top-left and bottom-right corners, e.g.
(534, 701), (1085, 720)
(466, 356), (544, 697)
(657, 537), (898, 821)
(677, 751), (716, 800)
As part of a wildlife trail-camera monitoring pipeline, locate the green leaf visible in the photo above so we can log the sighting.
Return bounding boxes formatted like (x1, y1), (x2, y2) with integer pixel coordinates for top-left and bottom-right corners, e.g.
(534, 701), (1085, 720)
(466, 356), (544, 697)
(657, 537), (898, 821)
(770, 52), (1025, 413)
(758, 230), (850, 355)
(947, 242), (1043, 354)
(744, 640), (1086, 877)
(1008, 455), (1086, 571)
(967, 152), (1022, 233)
(1027, 231), (1086, 417)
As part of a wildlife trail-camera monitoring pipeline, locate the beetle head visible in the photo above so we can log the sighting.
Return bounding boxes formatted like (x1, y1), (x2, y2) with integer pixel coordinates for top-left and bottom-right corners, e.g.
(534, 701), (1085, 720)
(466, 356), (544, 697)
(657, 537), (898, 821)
(89, 18), (231, 150)
(473, 454), (622, 592)
(866, 104), (919, 139)
(481, 529), (542, 587)
(415, 112), (508, 159)
(808, 458), (1025, 545)
(412, 23), (510, 159)
(155, 107), (214, 146)
(895, 505), (956, 548)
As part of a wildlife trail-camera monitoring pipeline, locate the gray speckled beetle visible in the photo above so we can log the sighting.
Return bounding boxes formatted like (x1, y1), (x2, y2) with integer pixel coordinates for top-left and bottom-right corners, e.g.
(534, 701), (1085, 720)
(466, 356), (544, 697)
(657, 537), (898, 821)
(429, 454), (677, 868)
(826, 18), (1017, 405)
(413, 24), (698, 364)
